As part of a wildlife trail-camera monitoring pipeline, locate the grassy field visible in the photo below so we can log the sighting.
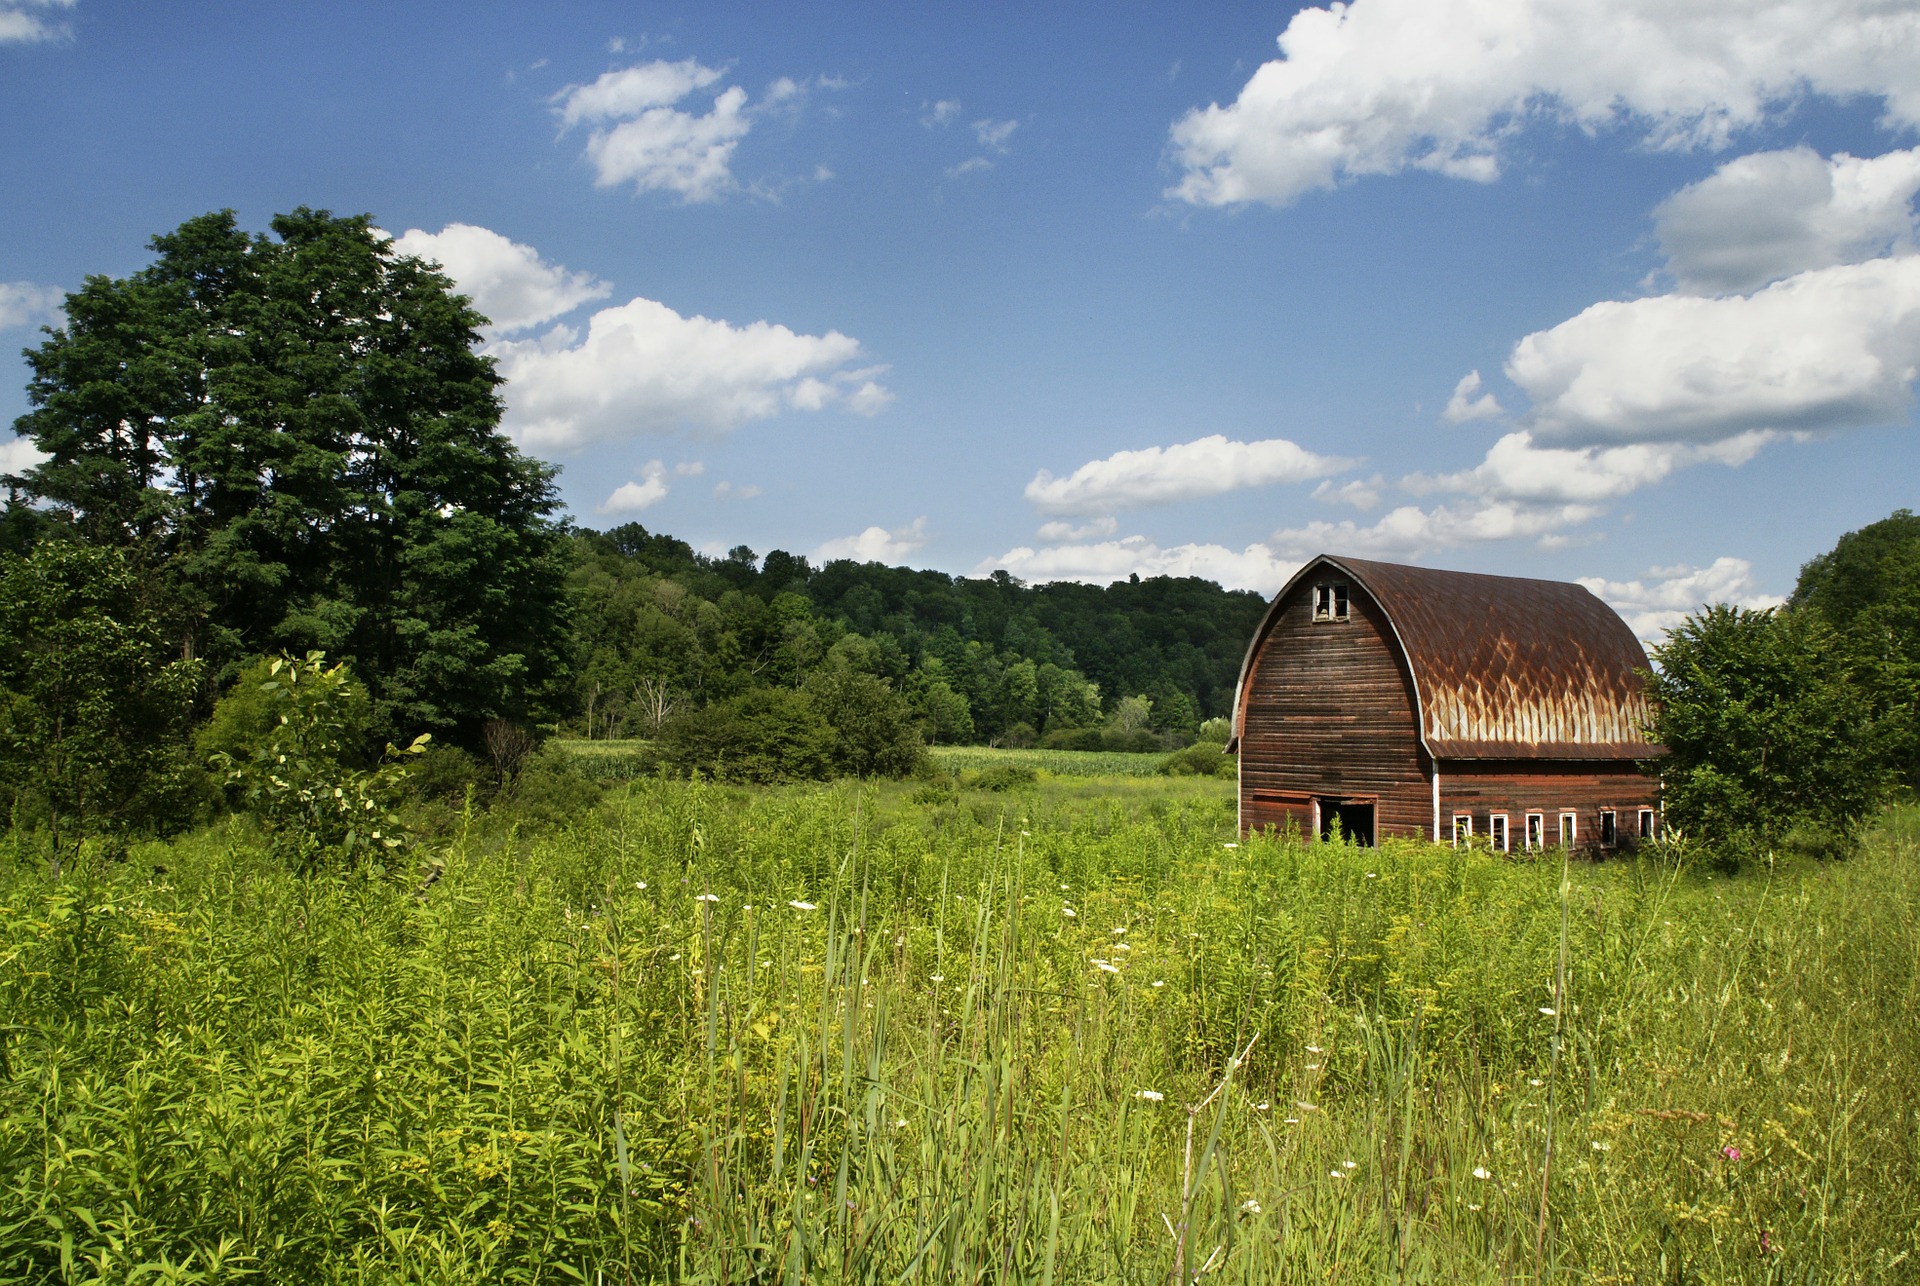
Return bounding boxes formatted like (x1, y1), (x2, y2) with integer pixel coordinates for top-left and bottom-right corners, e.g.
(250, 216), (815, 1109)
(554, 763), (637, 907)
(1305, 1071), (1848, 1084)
(552, 740), (1174, 782)
(2, 770), (1917, 1282)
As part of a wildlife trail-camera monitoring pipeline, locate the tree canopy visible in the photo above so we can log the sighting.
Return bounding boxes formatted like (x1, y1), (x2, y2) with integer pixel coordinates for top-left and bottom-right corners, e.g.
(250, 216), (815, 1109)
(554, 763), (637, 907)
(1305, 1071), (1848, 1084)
(7, 208), (570, 748)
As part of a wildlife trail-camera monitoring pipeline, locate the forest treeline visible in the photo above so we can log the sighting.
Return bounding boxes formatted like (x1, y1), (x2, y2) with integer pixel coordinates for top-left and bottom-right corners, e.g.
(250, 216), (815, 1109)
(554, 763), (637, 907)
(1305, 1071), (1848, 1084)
(567, 522), (1266, 749)
(0, 209), (1257, 850)
(1, 207), (1915, 861)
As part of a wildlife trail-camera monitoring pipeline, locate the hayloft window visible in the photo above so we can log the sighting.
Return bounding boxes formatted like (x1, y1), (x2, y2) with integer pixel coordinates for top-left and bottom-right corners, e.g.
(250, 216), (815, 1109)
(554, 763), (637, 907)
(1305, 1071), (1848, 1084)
(1558, 812), (1577, 846)
(1525, 812), (1544, 851)
(1452, 813), (1472, 847)
(1489, 813), (1510, 853)
(1313, 582), (1350, 622)
(1598, 809), (1618, 847)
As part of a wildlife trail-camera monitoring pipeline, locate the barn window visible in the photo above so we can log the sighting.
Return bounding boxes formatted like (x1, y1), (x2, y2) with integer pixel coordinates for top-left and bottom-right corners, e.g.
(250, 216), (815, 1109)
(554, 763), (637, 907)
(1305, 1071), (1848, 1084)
(1558, 811), (1576, 846)
(1312, 583), (1350, 622)
(1598, 809), (1618, 847)
(1638, 808), (1655, 840)
(1489, 813), (1510, 852)
(1451, 813), (1472, 847)
(1525, 812), (1544, 850)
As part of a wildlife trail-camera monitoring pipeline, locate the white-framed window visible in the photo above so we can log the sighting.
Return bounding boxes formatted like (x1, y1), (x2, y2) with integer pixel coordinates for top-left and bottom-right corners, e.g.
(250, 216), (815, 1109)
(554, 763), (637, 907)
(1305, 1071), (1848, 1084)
(1452, 813), (1473, 848)
(1489, 813), (1510, 853)
(1599, 809), (1618, 847)
(1558, 811), (1577, 846)
(1638, 808), (1656, 840)
(1312, 583), (1351, 622)
(1525, 812), (1545, 851)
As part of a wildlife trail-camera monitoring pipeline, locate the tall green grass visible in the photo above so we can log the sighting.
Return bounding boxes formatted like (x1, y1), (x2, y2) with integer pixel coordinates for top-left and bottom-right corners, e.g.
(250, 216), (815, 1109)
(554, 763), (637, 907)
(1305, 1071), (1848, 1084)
(2, 787), (1916, 1282)
(929, 746), (1167, 778)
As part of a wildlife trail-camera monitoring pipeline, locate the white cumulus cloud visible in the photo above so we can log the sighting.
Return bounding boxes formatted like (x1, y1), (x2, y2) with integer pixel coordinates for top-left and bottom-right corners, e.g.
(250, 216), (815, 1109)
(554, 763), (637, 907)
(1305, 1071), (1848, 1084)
(981, 536), (1302, 594)
(492, 296), (886, 451)
(1443, 370), (1503, 423)
(1266, 499), (1607, 560)
(1653, 145), (1920, 294)
(921, 99), (960, 127)
(1404, 430), (1773, 505)
(1508, 255), (1920, 447)
(1578, 557), (1785, 640)
(391, 224), (610, 334)
(555, 59), (752, 202)
(598, 461), (670, 514)
(1312, 475), (1385, 509)
(0, 435), (48, 477)
(0, 281), (63, 329)
(815, 517), (928, 564)
(1036, 516), (1119, 543)
(0, 0), (74, 44)
(1025, 434), (1358, 516)
(1168, 0), (1920, 208)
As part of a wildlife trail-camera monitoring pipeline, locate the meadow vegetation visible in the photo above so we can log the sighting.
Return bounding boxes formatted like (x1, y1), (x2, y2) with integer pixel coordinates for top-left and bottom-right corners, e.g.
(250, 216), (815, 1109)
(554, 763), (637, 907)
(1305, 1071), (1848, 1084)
(3, 768), (1915, 1283)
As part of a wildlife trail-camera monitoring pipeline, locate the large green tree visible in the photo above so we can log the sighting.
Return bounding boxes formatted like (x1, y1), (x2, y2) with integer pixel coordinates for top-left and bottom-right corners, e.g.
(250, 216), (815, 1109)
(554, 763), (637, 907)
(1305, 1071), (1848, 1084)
(6, 209), (570, 747)
(1790, 509), (1920, 786)
(1646, 604), (1892, 847)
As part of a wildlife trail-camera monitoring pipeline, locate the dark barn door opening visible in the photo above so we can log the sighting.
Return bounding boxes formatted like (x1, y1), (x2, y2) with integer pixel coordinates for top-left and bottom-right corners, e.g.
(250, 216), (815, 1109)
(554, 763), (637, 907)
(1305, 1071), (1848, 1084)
(1318, 798), (1376, 846)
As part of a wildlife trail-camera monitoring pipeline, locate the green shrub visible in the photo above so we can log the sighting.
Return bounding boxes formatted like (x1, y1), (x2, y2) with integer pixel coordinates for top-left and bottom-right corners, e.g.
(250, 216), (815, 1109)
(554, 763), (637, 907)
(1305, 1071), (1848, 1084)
(498, 743), (605, 828)
(970, 763), (1038, 791)
(658, 688), (835, 783)
(1157, 741), (1236, 778)
(207, 653), (428, 868)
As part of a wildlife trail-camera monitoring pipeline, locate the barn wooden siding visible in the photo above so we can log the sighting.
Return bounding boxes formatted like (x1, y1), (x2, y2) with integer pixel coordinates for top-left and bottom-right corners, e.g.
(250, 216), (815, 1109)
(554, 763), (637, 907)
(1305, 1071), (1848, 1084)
(1237, 580), (1432, 840)
(1441, 762), (1659, 852)
(1233, 554), (1665, 845)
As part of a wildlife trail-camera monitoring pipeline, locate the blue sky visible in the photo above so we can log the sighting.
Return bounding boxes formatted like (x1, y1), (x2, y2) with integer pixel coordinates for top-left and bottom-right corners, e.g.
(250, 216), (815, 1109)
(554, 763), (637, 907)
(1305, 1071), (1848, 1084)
(3, 0), (1918, 636)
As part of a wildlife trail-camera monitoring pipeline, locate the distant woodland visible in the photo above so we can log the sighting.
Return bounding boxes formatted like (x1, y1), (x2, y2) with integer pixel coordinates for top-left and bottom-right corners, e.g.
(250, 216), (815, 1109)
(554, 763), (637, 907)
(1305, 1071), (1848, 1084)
(2, 208), (1914, 855)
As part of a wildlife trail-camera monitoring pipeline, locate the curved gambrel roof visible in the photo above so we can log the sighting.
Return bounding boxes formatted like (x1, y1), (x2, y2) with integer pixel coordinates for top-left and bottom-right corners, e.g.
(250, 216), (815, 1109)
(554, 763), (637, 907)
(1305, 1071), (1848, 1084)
(1231, 555), (1661, 761)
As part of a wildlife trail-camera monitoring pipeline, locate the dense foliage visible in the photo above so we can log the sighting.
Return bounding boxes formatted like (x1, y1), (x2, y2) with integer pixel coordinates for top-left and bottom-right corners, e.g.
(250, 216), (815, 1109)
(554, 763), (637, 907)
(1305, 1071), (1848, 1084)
(0, 542), (201, 853)
(2, 776), (1914, 1281)
(1649, 510), (1920, 849)
(564, 522), (1268, 750)
(5, 208), (572, 747)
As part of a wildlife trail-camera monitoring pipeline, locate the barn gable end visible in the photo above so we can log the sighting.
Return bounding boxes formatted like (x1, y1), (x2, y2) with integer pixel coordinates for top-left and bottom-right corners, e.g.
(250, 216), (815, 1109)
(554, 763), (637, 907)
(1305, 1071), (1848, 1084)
(1231, 554), (1663, 848)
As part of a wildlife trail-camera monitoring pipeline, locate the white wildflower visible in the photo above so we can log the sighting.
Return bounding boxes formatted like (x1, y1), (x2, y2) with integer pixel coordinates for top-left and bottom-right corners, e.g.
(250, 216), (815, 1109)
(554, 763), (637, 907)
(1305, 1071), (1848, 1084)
(1306, 1044), (1323, 1054)
(1255, 1101), (1270, 1111)
(1152, 980), (1166, 988)
(1283, 1117), (1299, 1125)
(635, 881), (647, 890)
(787, 900), (817, 911)
(1529, 1078), (1543, 1087)
(1062, 907), (1077, 918)
(1472, 1166), (1491, 1180)
(1342, 1160), (1357, 1169)
(694, 893), (720, 903)
(1306, 1063), (1321, 1071)
(1135, 1090), (1164, 1102)
(1241, 1199), (1261, 1214)
(930, 974), (945, 983)
(1095, 961), (1120, 974)
(1538, 1007), (1555, 1016)
(1296, 1101), (1318, 1112)
(1591, 1141), (1609, 1152)
(1329, 1170), (1347, 1180)
(1223, 842), (1239, 849)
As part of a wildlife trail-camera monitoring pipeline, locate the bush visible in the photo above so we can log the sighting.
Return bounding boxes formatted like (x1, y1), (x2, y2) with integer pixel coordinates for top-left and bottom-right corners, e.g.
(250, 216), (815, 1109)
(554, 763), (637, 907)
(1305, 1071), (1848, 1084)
(207, 653), (428, 868)
(499, 744), (605, 828)
(659, 688), (836, 784)
(1157, 741), (1236, 778)
(970, 764), (1038, 792)
(805, 667), (929, 778)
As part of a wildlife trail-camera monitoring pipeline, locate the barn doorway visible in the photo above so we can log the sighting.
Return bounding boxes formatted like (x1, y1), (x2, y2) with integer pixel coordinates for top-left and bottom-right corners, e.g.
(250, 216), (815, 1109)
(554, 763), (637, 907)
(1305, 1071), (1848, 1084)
(1318, 798), (1376, 846)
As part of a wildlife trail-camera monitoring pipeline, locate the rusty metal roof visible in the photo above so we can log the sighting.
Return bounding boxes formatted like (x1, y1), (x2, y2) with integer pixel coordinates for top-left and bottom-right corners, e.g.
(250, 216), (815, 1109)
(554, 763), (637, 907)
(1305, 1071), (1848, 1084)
(1233, 554), (1662, 761)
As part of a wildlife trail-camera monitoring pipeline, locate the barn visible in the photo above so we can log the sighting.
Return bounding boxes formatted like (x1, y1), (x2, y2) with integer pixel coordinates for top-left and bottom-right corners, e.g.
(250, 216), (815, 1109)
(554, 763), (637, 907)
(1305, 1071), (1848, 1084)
(1227, 554), (1663, 851)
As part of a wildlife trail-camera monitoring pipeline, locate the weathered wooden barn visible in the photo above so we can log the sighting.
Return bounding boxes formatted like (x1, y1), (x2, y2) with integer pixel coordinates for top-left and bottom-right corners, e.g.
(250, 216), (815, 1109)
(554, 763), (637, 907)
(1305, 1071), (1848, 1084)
(1227, 555), (1663, 850)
